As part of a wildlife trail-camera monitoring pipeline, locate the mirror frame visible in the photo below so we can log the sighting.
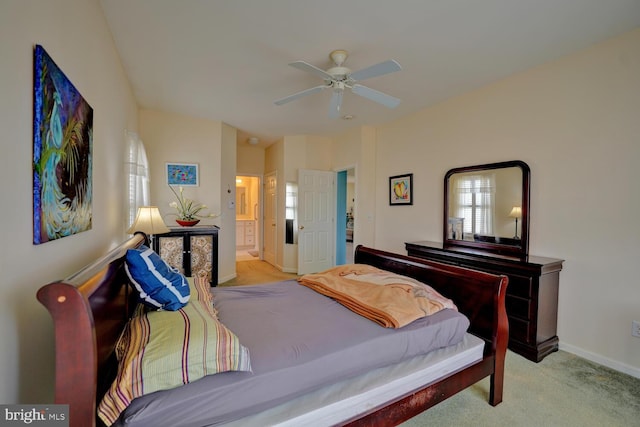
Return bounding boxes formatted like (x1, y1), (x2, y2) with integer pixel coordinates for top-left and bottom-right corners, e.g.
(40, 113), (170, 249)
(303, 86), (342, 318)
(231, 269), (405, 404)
(443, 160), (530, 258)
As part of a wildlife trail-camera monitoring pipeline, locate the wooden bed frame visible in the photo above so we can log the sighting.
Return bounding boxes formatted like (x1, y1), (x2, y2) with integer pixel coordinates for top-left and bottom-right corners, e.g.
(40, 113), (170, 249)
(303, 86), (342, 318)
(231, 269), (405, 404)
(37, 233), (508, 427)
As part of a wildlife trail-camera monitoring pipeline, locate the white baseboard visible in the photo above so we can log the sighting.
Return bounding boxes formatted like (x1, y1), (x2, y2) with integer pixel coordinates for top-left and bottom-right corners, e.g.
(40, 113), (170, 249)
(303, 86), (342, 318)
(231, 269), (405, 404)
(559, 342), (640, 379)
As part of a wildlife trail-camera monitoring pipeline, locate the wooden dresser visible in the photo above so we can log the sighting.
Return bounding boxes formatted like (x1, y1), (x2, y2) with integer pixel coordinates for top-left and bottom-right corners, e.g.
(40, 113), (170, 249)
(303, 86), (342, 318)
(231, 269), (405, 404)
(154, 225), (219, 286)
(406, 241), (563, 362)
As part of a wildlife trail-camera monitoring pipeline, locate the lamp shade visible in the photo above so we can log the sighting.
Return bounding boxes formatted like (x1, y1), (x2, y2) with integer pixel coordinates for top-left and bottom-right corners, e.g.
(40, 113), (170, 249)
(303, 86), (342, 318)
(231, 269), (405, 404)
(126, 206), (170, 235)
(509, 206), (522, 218)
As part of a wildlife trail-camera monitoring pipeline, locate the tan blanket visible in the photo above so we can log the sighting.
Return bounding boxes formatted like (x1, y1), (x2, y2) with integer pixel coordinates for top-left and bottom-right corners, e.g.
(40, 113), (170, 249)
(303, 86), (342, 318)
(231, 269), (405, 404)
(298, 264), (456, 328)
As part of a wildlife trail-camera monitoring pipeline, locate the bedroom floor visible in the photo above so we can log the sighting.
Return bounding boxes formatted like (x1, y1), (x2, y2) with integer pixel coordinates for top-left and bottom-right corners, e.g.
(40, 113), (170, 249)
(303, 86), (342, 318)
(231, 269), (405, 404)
(221, 260), (299, 286)
(236, 243), (354, 263)
(400, 349), (640, 427)
(226, 243), (353, 286)
(236, 249), (259, 262)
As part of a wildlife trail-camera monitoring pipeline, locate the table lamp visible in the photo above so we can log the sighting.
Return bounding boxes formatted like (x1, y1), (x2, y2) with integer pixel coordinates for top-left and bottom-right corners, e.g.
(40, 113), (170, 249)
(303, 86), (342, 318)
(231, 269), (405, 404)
(509, 206), (522, 239)
(126, 206), (170, 246)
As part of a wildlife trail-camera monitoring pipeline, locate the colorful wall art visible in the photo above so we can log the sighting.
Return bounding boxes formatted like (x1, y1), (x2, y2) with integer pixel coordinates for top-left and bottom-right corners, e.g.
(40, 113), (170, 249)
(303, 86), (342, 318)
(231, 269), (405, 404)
(166, 163), (199, 186)
(33, 45), (93, 244)
(389, 173), (413, 205)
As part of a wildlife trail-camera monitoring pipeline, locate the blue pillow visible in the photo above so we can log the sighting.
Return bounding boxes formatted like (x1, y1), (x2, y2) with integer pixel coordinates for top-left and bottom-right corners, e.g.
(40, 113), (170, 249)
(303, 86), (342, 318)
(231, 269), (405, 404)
(125, 245), (190, 311)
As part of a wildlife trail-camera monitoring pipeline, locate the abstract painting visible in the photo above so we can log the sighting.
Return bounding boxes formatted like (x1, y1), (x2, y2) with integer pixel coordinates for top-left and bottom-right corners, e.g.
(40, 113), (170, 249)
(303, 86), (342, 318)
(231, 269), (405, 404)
(389, 173), (413, 205)
(166, 163), (199, 186)
(33, 45), (93, 244)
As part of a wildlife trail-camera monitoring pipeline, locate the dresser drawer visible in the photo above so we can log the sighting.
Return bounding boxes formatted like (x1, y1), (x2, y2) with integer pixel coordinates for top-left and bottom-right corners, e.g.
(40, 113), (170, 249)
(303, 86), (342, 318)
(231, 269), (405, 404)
(506, 274), (533, 298)
(506, 295), (532, 321)
(508, 316), (532, 344)
(405, 241), (563, 362)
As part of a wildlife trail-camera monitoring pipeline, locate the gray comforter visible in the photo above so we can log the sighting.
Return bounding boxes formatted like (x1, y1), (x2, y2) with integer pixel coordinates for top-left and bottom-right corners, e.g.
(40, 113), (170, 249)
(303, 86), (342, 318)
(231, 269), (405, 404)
(115, 279), (469, 427)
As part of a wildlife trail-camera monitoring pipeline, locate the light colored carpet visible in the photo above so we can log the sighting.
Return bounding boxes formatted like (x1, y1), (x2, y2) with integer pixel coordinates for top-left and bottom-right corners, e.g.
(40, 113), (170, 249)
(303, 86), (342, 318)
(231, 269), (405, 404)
(401, 349), (640, 427)
(218, 261), (640, 426)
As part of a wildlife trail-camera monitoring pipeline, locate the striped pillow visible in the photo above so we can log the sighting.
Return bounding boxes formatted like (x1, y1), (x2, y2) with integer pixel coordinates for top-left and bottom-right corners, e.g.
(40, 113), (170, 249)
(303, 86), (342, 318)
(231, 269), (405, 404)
(97, 277), (251, 426)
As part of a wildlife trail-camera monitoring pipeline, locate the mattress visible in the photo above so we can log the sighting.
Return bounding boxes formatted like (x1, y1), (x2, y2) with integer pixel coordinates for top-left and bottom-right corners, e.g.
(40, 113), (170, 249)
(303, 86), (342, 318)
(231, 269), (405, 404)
(115, 280), (471, 427)
(225, 333), (484, 426)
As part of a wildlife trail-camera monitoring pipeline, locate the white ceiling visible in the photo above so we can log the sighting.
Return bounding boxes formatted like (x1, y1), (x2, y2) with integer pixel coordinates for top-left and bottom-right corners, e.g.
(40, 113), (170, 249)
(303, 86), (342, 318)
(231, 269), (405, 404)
(99, 0), (640, 147)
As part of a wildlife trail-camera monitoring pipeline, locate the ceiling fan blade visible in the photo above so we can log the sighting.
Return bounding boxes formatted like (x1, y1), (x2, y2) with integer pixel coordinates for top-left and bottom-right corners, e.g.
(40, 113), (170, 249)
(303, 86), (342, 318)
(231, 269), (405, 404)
(351, 84), (401, 109)
(349, 60), (401, 81)
(274, 85), (326, 106)
(328, 89), (343, 118)
(289, 61), (335, 81)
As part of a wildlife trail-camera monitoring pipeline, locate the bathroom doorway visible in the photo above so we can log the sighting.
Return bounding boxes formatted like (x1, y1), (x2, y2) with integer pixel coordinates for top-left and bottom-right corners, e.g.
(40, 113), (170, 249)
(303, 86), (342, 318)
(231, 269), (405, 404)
(235, 175), (261, 261)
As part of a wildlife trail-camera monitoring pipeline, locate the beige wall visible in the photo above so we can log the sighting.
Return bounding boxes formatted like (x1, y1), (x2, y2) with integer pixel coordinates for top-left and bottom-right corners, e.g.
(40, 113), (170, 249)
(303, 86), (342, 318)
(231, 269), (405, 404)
(220, 123), (238, 281)
(237, 144), (265, 175)
(0, 0), (139, 403)
(373, 29), (640, 376)
(332, 126), (378, 248)
(140, 109), (222, 223)
(139, 109), (237, 282)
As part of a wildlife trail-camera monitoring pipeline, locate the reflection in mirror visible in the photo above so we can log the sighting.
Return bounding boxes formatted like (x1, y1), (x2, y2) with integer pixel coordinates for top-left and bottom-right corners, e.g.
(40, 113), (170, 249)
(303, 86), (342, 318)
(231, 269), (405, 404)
(236, 186), (247, 216)
(444, 160), (530, 257)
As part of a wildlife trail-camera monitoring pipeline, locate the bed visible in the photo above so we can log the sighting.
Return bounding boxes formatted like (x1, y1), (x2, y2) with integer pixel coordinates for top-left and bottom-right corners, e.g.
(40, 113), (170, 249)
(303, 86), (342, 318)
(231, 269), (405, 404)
(37, 232), (508, 427)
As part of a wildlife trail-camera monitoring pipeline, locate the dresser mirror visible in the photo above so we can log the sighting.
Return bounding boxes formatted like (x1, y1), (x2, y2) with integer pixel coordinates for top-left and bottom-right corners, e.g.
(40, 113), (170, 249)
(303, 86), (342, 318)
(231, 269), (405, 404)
(444, 160), (530, 257)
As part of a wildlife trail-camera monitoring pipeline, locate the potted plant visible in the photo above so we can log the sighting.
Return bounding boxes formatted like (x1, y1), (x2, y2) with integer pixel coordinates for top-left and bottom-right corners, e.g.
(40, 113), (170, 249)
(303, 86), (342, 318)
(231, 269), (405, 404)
(168, 186), (219, 226)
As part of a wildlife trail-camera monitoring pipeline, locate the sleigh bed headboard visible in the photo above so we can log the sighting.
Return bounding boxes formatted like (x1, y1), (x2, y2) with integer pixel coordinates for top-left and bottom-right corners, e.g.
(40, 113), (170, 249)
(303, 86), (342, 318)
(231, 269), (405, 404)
(37, 232), (146, 426)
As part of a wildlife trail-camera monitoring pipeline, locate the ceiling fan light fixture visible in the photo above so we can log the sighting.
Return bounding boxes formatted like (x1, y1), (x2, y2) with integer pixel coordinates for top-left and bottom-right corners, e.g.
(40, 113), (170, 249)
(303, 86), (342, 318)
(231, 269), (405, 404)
(327, 66), (350, 79)
(329, 49), (348, 66)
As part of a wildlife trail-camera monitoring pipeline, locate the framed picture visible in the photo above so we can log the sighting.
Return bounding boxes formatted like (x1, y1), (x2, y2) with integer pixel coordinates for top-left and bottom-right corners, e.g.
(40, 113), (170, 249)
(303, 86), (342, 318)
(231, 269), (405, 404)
(33, 45), (93, 244)
(389, 173), (413, 205)
(166, 163), (199, 186)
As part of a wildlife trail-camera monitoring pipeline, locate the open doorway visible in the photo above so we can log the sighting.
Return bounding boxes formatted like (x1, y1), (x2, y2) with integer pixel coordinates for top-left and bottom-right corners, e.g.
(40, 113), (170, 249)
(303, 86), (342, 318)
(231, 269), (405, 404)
(235, 175), (261, 262)
(336, 167), (355, 265)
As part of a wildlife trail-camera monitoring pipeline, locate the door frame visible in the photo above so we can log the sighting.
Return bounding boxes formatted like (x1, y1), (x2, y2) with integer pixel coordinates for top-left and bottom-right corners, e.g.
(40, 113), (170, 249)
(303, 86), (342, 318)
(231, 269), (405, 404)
(335, 166), (356, 265)
(235, 174), (262, 260)
(263, 171), (277, 267)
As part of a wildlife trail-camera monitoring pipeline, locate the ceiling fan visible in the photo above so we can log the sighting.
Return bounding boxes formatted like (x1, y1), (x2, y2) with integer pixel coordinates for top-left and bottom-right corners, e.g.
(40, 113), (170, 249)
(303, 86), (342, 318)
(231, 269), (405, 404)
(274, 50), (402, 118)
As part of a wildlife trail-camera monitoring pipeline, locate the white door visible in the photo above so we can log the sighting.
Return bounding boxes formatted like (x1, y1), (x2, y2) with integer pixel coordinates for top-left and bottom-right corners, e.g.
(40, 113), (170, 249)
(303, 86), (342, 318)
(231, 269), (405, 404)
(298, 169), (335, 274)
(263, 172), (277, 266)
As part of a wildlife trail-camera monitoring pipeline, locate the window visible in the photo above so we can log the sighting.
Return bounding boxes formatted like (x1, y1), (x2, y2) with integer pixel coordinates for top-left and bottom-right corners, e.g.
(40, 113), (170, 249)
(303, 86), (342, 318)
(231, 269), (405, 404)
(285, 182), (297, 244)
(125, 131), (150, 229)
(452, 174), (495, 236)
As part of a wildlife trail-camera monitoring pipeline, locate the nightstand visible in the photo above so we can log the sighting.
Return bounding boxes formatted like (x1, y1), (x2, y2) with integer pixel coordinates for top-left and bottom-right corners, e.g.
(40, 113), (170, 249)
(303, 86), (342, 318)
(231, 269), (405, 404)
(154, 225), (219, 286)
